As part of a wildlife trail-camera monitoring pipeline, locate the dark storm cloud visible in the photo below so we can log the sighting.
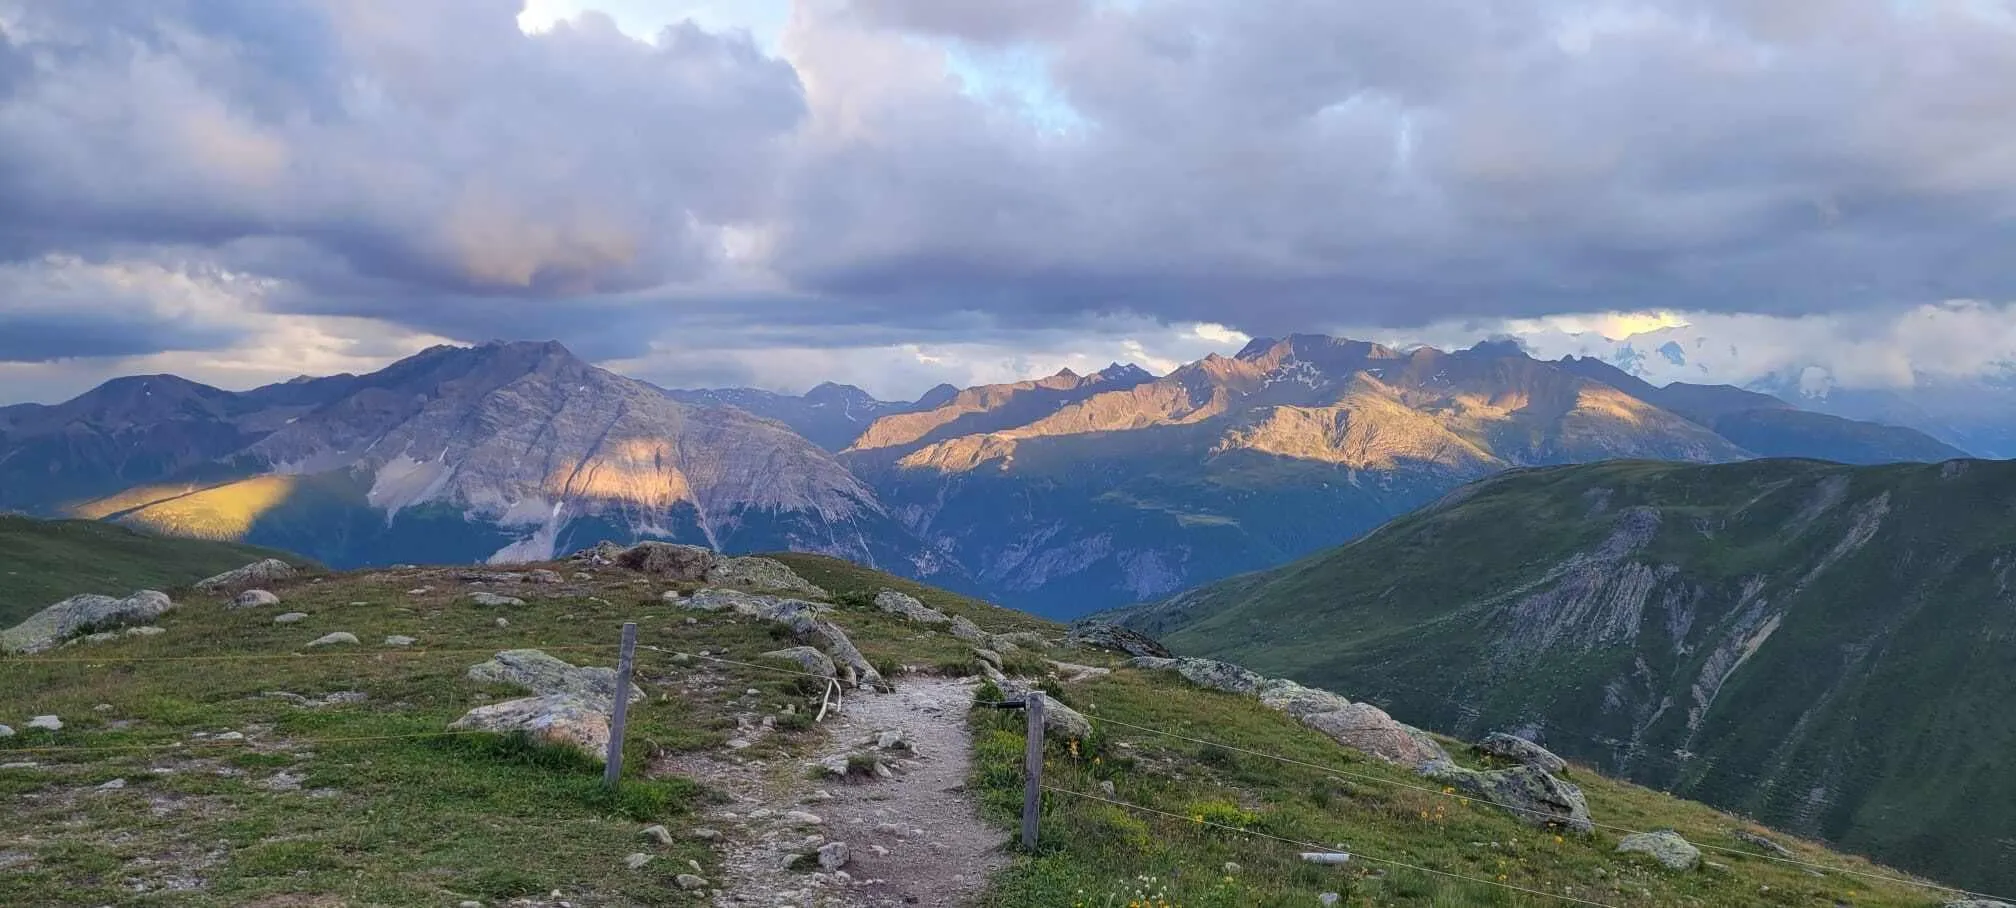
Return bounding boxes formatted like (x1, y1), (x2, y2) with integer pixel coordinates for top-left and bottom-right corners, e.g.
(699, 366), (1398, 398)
(0, 311), (241, 363)
(5, 0), (2016, 363)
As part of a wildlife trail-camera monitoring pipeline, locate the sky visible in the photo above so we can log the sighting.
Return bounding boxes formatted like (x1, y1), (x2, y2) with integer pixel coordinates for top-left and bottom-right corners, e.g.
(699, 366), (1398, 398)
(3, 0), (2016, 404)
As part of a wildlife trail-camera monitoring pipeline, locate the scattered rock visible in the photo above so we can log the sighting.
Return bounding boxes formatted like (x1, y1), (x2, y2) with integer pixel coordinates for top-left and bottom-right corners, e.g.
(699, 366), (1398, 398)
(675, 873), (708, 890)
(817, 841), (850, 871)
(1732, 829), (1794, 858)
(993, 631), (1051, 650)
(466, 649), (641, 707)
(449, 695), (611, 761)
(458, 571), (525, 584)
(273, 612), (308, 624)
(1065, 622), (1173, 658)
(625, 852), (653, 870)
(384, 635), (416, 647)
(494, 617), (509, 628)
(784, 810), (824, 826)
(306, 632), (358, 647)
(997, 680), (1093, 740)
(468, 592), (526, 607)
(407, 587), (433, 595)
(688, 827), (721, 841)
(1616, 830), (1702, 871)
(527, 569), (563, 584)
(642, 824), (675, 846)
(1128, 656), (1266, 695)
(96, 778), (127, 791)
(194, 559), (295, 592)
(2, 590), (175, 655)
(1426, 762), (1593, 834)
(947, 616), (991, 645)
(872, 590), (951, 625)
(1476, 732), (1568, 774)
(230, 589), (281, 609)
(761, 646), (838, 680)
(875, 730), (905, 750)
(709, 556), (829, 597)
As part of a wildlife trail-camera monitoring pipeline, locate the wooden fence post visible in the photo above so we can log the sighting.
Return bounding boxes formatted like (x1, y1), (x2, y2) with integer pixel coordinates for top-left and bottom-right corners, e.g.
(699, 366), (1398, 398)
(603, 622), (638, 788)
(1022, 691), (1046, 852)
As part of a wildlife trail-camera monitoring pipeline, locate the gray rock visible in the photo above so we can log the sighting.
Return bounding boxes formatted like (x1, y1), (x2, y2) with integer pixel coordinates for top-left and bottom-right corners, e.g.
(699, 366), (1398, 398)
(684, 588), (828, 620)
(2, 590), (175, 654)
(1616, 830), (1702, 871)
(642, 824), (675, 846)
(1257, 678), (1353, 717)
(527, 569), (563, 584)
(26, 715), (62, 732)
(384, 635), (417, 647)
(762, 646), (838, 680)
(0, 725), (12, 738)
(1066, 622), (1173, 658)
(1425, 762), (1593, 833)
(273, 612), (308, 624)
(1732, 829), (1793, 858)
(307, 632), (358, 647)
(817, 841), (850, 871)
(624, 852), (653, 870)
(788, 615), (885, 690)
(994, 631), (1051, 650)
(999, 680), (1093, 740)
(947, 616), (991, 644)
(96, 778), (127, 791)
(616, 542), (718, 580)
(466, 649), (641, 708)
(1301, 703), (1450, 767)
(448, 695), (609, 761)
(675, 873), (708, 890)
(1128, 656), (1266, 695)
(1476, 732), (1568, 774)
(784, 810), (823, 825)
(467, 592), (525, 607)
(872, 590), (950, 624)
(194, 559), (295, 592)
(709, 556), (829, 597)
(230, 589), (281, 609)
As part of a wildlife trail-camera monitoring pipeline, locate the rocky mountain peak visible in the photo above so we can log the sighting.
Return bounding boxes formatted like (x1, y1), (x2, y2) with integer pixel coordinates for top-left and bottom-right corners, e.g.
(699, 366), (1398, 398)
(804, 382), (877, 405)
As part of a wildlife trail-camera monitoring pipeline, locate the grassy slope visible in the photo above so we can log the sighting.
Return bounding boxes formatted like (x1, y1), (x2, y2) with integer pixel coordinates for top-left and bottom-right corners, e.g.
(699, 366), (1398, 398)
(0, 550), (1959, 907)
(0, 516), (304, 626)
(1121, 458), (2016, 894)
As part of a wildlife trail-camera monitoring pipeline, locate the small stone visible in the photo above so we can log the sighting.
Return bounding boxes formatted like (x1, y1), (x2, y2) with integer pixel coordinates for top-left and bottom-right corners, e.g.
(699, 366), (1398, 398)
(1223, 862), (1241, 874)
(93, 703), (113, 712)
(494, 617), (510, 628)
(408, 588), (433, 595)
(624, 852), (652, 870)
(726, 738), (752, 750)
(817, 841), (850, 871)
(96, 778), (127, 791)
(213, 731), (246, 741)
(1617, 830), (1702, 871)
(784, 811), (823, 826)
(232, 589), (281, 609)
(469, 592), (526, 607)
(1098, 780), (1115, 796)
(459, 902), (482, 908)
(876, 730), (904, 750)
(675, 873), (707, 890)
(868, 845), (889, 857)
(273, 612), (309, 624)
(307, 632), (358, 647)
(384, 635), (416, 646)
(528, 569), (562, 584)
(641, 824), (675, 846)
(1319, 894), (1340, 907)
(688, 827), (721, 841)
(26, 715), (61, 732)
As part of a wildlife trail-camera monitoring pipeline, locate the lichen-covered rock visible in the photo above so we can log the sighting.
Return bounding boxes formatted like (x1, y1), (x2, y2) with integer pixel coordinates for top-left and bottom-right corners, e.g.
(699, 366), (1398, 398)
(998, 680), (1093, 740)
(1425, 762), (1594, 833)
(467, 592), (526, 607)
(785, 614), (884, 690)
(1476, 732), (1568, 774)
(1300, 703), (1449, 767)
(467, 649), (641, 708)
(872, 590), (951, 625)
(684, 588), (828, 622)
(449, 695), (610, 761)
(1616, 830), (1702, 871)
(1128, 657), (1266, 695)
(195, 559), (295, 592)
(709, 556), (828, 597)
(762, 646), (838, 680)
(948, 616), (991, 644)
(230, 589), (281, 609)
(1066, 622), (1173, 658)
(615, 542), (718, 580)
(1257, 678), (1353, 718)
(2, 590), (175, 655)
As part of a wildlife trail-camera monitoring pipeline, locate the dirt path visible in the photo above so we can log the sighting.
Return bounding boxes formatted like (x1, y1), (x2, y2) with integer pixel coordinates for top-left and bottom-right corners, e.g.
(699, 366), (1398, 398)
(668, 677), (1008, 908)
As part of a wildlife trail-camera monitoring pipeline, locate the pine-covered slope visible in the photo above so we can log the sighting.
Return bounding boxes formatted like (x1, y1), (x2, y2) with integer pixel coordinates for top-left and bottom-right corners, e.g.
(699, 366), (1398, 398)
(1109, 457), (2016, 892)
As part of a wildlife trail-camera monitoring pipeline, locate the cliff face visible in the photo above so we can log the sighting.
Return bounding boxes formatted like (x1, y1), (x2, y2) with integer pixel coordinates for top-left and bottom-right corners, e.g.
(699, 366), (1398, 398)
(1108, 458), (2016, 893)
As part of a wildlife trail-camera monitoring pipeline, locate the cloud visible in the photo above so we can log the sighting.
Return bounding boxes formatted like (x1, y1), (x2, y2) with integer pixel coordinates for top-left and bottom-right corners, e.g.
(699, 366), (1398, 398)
(4, 0), (2016, 403)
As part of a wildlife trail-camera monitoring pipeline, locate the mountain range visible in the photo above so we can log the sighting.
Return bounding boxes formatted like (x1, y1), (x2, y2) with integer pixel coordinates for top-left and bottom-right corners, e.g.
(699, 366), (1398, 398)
(0, 335), (1971, 616)
(1105, 457), (2016, 892)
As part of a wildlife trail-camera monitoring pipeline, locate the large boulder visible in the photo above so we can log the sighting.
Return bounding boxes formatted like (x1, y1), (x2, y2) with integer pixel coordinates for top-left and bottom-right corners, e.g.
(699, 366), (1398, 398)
(467, 650), (642, 708)
(1616, 830), (1702, 871)
(2, 590), (175, 655)
(683, 589), (828, 622)
(616, 542), (718, 580)
(782, 613), (885, 691)
(999, 680), (1093, 740)
(708, 557), (828, 597)
(872, 590), (951, 625)
(1475, 732), (1568, 775)
(1425, 762), (1594, 834)
(1258, 678), (1353, 718)
(450, 695), (611, 761)
(1300, 703), (1449, 767)
(1066, 622), (1173, 659)
(1129, 657), (1266, 695)
(194, 559), (295, 592)
(762, 646), (838, 680)
(948, 616), (992, 645)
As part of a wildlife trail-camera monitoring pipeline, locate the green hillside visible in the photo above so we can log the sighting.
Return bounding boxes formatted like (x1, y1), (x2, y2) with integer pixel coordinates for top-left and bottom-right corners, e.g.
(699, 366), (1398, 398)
(0, 538), (1974, 906)
(1111, 458), (2016, 893)
(0, 515), (304, 626)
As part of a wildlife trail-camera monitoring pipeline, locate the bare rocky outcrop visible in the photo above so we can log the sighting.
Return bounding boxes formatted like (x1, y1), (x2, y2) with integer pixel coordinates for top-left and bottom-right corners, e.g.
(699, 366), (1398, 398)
(1476, 732), (1568, 774)
(194, 559), (295, 592)
(1066, 622), (1173, 658)
(2, 590), (175, 655)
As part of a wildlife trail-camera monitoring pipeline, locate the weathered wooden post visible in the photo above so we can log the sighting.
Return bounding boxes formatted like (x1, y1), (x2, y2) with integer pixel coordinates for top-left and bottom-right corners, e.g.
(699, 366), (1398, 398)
(603, 622), (638, 788)
(1022, 691), (1046, 851)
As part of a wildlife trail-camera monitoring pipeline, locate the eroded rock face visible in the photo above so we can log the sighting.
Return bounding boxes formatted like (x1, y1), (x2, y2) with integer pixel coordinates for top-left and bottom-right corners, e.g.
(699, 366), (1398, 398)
(449, 695), (611, 761)
(2, 590), (175, 655)
(466, 649), (641, 707)
(1616, 830), (1702, 871)
(1066, 622), (1172, 659)
(1426, 762), (1594, 834)
(195, 559), (295, 592)
(1476, 732), (1568, 774)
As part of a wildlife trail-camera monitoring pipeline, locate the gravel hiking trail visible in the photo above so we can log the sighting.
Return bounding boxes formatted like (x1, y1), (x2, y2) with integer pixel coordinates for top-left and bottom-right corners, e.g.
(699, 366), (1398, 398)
(665, 676), (1008, 908)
